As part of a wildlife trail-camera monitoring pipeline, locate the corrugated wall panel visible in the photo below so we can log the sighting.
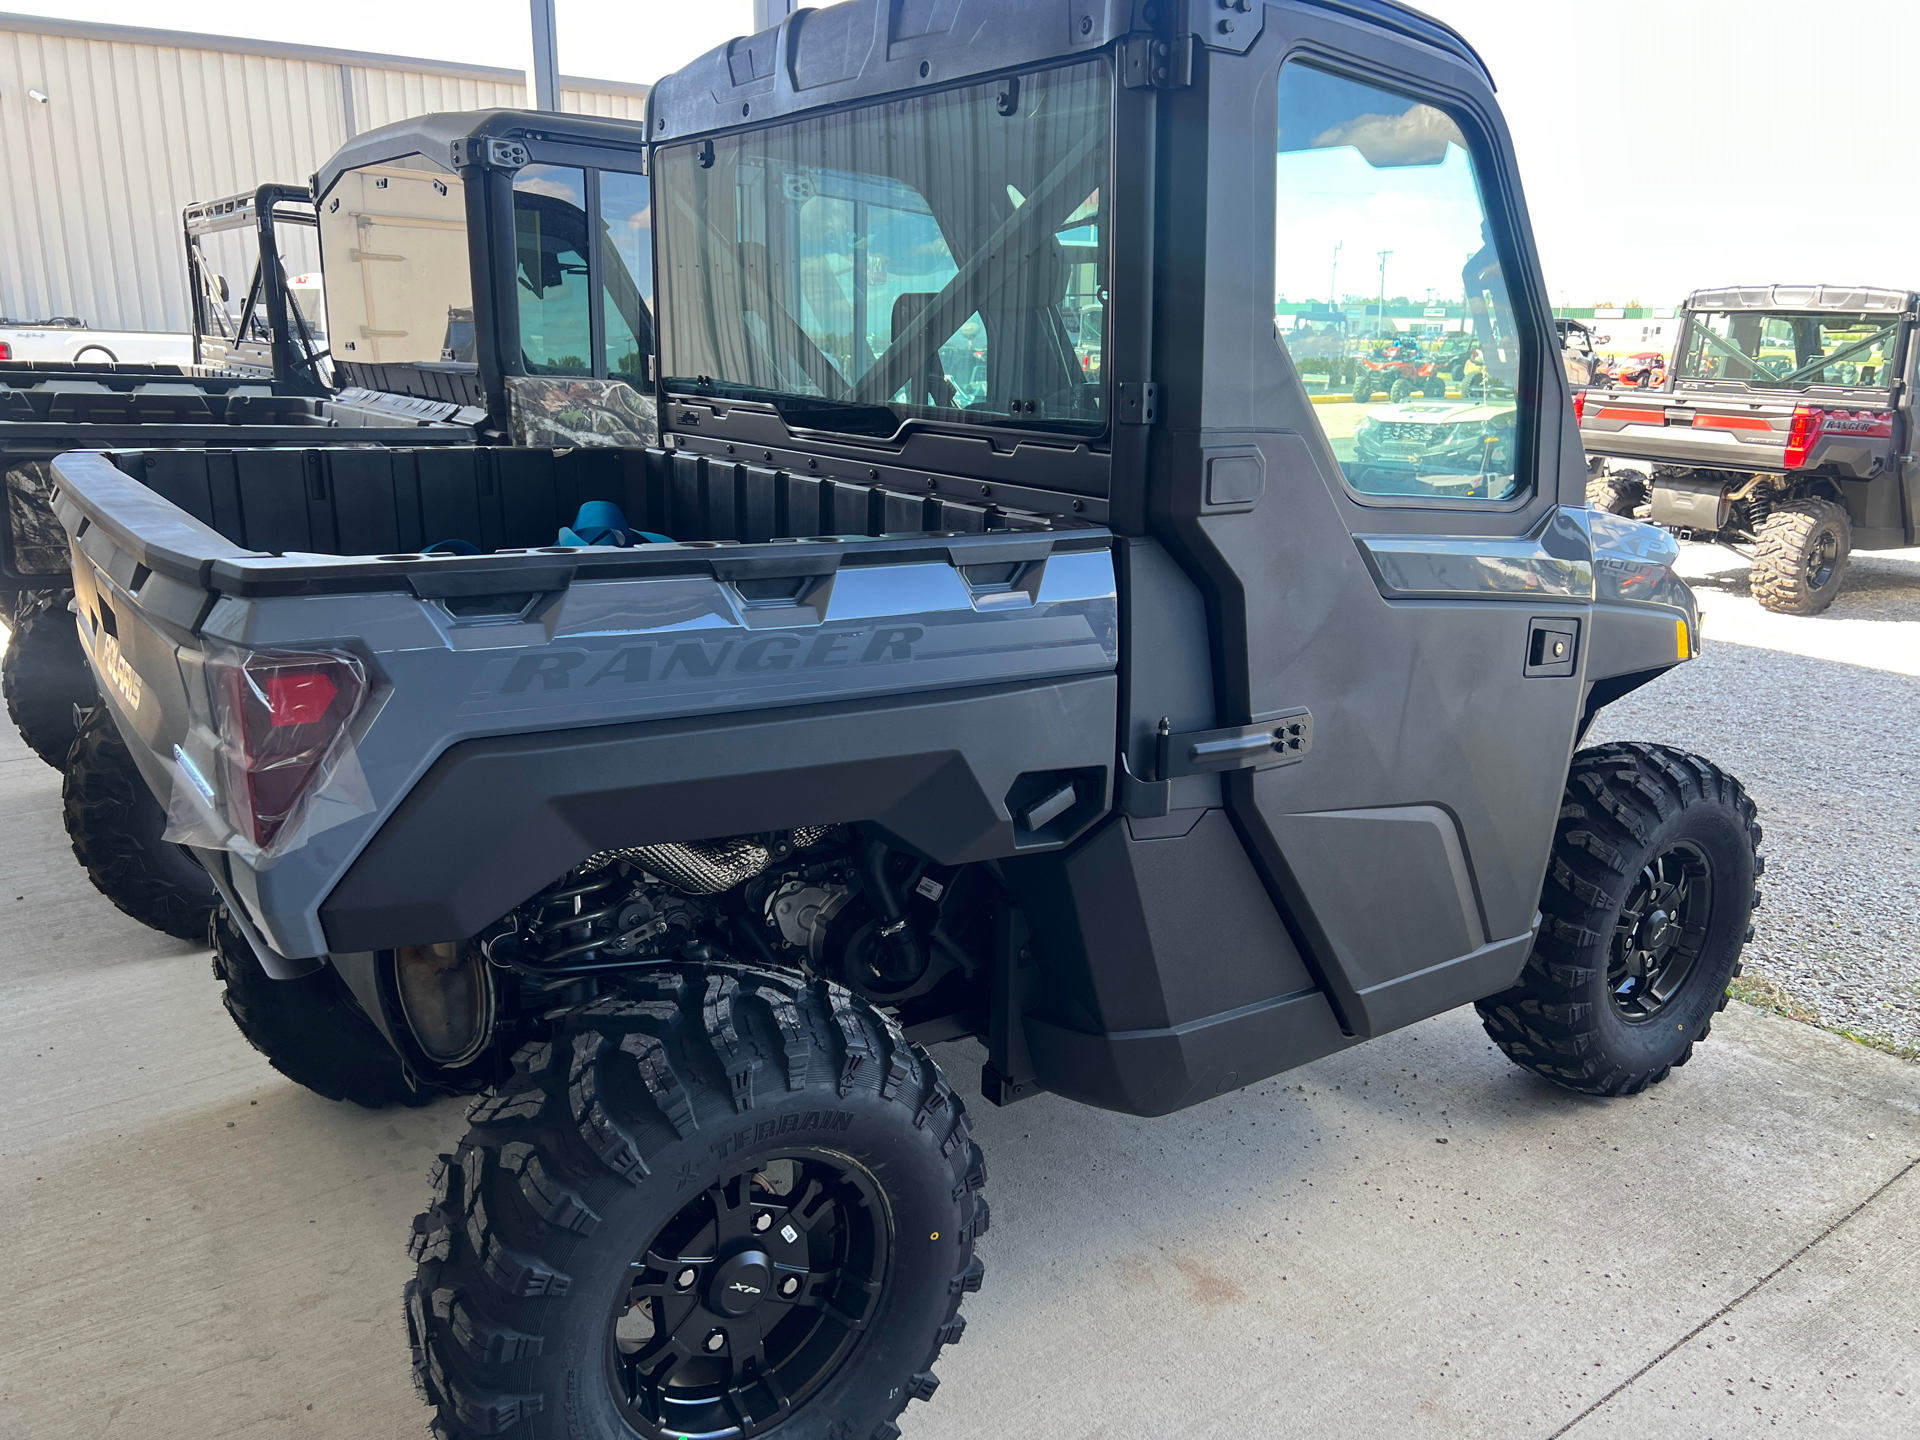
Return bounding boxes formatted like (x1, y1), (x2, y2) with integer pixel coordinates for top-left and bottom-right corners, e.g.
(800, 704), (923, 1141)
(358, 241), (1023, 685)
(559, 87), (649, 120)
(0, 19), (649, 333)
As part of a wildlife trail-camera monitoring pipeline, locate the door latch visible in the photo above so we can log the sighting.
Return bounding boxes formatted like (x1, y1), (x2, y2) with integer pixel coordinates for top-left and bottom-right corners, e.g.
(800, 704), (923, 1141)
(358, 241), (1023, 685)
(1156, 708), (1313, 780)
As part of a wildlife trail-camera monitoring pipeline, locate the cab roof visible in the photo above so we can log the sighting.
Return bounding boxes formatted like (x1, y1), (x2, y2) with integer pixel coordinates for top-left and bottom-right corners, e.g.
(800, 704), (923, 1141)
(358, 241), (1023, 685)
(649, 0), (1492, 142)
(312, 109), (650, 201)
(1685, 284), (1915, 315)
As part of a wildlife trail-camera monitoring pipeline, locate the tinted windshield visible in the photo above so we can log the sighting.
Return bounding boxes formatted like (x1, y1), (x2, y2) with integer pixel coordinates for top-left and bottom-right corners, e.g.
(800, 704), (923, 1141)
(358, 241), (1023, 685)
(654, 60), (1110, 438)
(1676, 310), (1900, 391)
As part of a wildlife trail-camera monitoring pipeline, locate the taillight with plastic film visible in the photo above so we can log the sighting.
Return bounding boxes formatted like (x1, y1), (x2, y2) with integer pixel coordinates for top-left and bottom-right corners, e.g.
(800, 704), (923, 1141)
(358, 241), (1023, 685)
(209, 649), (367, 851)
(1783, 405), (1823, 469)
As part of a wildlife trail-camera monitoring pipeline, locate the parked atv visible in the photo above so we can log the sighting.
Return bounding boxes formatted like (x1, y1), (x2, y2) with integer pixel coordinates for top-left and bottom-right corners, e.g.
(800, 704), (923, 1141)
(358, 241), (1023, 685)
(58, 5), (1759, 1437)
(1351, 339), (1448, 402)
(1581, 284), (1916, 613)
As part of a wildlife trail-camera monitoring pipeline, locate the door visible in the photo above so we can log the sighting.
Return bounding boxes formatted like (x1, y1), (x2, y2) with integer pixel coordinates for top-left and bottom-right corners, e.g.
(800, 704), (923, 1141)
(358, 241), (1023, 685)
(1160, 34), (1590, 1038)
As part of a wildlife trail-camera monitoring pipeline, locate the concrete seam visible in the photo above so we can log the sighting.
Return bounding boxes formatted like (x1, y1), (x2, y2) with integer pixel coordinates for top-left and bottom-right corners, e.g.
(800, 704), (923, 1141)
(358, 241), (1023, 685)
(1544, 1151), (1920, 1440)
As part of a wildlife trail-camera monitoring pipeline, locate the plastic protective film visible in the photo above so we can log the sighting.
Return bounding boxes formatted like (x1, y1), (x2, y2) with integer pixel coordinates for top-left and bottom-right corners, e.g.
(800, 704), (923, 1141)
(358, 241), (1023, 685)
(161, 641), (376, 867)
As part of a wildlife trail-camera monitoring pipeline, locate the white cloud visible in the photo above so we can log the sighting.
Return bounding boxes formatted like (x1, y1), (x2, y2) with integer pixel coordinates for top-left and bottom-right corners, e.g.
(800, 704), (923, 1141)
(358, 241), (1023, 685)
(1310, 106), (1464, 168)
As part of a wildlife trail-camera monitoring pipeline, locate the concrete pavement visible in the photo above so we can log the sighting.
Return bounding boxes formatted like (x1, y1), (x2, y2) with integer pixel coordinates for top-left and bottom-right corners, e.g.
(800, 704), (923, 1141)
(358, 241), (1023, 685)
(2, 720), (1916, 1439)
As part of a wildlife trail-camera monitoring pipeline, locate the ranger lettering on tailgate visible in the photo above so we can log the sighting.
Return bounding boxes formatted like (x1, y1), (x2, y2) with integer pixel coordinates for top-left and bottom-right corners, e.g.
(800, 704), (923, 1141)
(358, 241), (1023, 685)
(492, 626), (926, 694)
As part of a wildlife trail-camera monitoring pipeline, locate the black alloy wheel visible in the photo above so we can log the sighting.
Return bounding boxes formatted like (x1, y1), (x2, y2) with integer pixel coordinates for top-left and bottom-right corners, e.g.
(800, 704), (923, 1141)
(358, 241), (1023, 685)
(613, 1155), (887, 1436)
(1801, 528), (1841, 592)
(1607, 841), (1712, 1021)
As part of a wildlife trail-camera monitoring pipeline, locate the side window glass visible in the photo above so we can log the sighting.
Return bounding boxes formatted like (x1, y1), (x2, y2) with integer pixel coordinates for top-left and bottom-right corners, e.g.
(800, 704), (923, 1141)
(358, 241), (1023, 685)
(513, 165), (593, 375)
(1274, 65), (1529, 502)
(598, 170), (654, 387)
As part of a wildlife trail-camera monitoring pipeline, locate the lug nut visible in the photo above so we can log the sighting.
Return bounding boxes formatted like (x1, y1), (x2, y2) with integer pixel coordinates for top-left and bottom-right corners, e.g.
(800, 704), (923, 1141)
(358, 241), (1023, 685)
(705, 1330), (727, 1353)
(754, 1211), (774, 1233)
(779, 1275), (802, 1298)
(675, 1268), (697, 1290)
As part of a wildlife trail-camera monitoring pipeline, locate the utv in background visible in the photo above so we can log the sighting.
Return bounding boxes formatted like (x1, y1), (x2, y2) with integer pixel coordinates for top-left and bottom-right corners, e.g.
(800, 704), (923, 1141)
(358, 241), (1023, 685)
(61, 3), (1759, 1436)
(13, 121), (662, 942)
(1558, 317), (1606, 388)
(2, 186), (485, 938)
(1581, 284), (1918, 613)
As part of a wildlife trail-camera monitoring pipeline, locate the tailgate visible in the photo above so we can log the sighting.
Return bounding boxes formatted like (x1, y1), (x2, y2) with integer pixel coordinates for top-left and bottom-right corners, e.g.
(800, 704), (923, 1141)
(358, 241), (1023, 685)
(1580, 393), (1793, 470)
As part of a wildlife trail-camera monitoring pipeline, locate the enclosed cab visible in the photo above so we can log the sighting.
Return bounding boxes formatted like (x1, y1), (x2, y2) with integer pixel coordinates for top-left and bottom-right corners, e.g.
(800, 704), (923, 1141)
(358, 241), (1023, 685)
(312, 111), (659, 446)
(1580, 284), (1918, 612)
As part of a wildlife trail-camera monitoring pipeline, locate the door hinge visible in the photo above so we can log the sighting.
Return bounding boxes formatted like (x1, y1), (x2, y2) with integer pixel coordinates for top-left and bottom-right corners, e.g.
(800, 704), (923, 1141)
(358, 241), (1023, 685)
(1121, 34), (1194, 90)
(1115, 380), (1161, 425)
(450, 137), (530, 171)
(1156, 709), (1313, 780)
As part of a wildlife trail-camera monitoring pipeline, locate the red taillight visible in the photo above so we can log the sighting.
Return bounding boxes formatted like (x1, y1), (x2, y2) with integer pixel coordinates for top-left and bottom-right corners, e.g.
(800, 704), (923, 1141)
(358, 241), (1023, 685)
(1573, 389), (1586, 426)
(211, 650), (366, 851)
(1783, 405), (1823, 469)
(0, 340), (11, 360)
(266, 670), (338, 727)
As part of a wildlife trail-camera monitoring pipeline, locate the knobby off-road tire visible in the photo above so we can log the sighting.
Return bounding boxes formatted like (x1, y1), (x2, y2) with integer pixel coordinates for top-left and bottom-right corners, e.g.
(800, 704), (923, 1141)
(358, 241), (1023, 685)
(3, 589), (95, 767)
(64, 707), (219, 941)
(1478, 742), (1761, 1097)
(1584, 470), (1646, 516)
(407, 964), (988, 1440)
(212, 904), (428, 1108)
(1751, 498), (1850, 615)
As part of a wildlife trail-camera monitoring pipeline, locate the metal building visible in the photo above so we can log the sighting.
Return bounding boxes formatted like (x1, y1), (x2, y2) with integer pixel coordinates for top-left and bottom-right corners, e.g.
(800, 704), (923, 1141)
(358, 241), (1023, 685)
(0, 13), (650, 333)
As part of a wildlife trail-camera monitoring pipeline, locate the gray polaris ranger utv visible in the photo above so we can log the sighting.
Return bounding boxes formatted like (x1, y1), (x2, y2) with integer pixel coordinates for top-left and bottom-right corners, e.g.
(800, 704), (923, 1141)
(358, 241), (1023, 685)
(53, 1), (1761, 1434)
(1581, 284), (1919, 614)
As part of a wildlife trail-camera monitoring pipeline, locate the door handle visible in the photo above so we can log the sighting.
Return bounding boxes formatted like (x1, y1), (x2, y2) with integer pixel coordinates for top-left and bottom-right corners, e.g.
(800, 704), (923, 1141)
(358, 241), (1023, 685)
(1525, 617), (1580, 677)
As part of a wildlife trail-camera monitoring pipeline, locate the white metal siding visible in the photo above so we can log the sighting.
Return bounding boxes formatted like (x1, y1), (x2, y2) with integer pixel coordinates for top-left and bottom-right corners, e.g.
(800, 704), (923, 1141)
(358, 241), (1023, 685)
(0, 18), (647, 333)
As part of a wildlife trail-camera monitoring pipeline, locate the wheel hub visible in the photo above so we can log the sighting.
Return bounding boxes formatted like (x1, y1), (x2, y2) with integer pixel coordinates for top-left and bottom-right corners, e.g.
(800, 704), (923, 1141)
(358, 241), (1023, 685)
(1609, 841), (1715, 1022)
(609, 1156), (889, 1438)
(1638, 908), (1679, 959)
(710, 1249), (773, 1316)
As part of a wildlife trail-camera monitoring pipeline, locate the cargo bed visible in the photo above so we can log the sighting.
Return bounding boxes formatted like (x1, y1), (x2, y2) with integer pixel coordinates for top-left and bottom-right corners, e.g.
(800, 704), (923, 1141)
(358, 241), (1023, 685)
(51, 445), (1120, 961)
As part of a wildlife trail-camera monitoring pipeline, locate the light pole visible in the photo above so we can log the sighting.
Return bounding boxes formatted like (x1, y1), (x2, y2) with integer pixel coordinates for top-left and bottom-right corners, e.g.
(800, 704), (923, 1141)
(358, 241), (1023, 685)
(529, 0), (559, 112)
(1376, 248), (1392, 337)
(1329, 240), (1342, 316)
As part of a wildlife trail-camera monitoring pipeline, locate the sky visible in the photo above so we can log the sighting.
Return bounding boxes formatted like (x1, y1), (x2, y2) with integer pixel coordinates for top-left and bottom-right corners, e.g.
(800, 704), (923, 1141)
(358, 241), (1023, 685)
(21, 0), (1920, 307)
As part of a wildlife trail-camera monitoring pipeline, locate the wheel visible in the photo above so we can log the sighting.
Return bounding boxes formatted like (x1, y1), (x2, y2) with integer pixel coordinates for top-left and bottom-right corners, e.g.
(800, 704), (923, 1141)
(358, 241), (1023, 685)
(1389, 377), (1413, 404)
(1351, 376), (1374, 403)
(1751, 499), (1850, 615)
(1420, 378), (1446, 399)
(63, 706), (219, 941)
(407, 964), (987, 1440)
(1478, 742), (1760, 1097)
(213, 904), (430, 1108)
(1584, 471), (1646, 516)
(3, 589), (95, 767)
